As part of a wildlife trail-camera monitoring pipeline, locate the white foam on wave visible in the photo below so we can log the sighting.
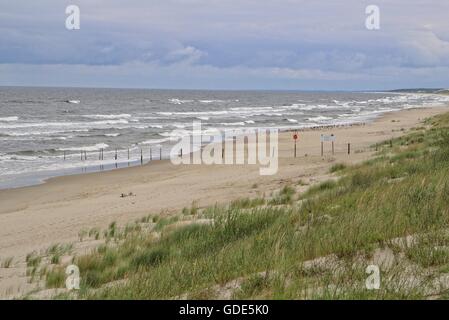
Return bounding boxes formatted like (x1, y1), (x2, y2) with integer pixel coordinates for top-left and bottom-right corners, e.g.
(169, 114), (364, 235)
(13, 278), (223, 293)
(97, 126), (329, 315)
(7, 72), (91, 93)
(0, 153), (39, 161)
(157, 110), (229, 117)
(220, 122), (246, 126)
(0, 116), (19, 122)
(0, 119), (129, 130)
(0, 129), (89, 137)
(307, 116), (332, 122)
(199, 100), (224, 104)
(159, 130), (189, 139)
(168, 98), (193, 104)
(82, 114), (132, 120)
(298, 105), (318, 111)
(59, 143), (109, 152)
(92, 119), (129, 125)
(140, 138), (171, 145)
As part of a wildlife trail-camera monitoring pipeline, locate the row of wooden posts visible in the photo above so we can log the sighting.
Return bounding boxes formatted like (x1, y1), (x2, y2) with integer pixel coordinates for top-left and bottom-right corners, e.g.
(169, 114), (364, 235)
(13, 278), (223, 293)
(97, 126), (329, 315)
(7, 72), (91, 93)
(62, 137), (392, 163)
(63, 146), (163, 164)
(62, 146), (229, 163)
(293, 138), (352, 157)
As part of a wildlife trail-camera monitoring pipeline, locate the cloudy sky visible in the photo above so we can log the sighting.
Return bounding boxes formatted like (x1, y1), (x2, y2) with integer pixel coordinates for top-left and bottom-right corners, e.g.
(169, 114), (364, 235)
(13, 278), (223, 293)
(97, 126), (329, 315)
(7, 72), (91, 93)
(1, 0), (449, 90)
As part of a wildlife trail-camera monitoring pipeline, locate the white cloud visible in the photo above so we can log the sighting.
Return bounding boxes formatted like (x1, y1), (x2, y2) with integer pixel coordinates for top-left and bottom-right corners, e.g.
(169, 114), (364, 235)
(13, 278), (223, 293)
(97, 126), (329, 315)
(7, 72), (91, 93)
(400, 31), (449, 67)
(1, 0), (449, 89)
(165, 46), (206, 65)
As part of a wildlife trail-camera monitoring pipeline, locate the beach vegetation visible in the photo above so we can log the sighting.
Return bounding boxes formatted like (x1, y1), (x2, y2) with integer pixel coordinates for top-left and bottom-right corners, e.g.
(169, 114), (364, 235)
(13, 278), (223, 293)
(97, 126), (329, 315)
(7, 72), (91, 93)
(41, 112), (449, 299)
(1, 257), (13, 268)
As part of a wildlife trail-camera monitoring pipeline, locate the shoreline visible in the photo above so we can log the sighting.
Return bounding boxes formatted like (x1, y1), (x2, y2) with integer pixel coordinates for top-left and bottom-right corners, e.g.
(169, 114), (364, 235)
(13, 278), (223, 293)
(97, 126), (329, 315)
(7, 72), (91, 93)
(2, 89), (446, 191)
(0, 108), (408, 191)
(0, 104), (448, 298)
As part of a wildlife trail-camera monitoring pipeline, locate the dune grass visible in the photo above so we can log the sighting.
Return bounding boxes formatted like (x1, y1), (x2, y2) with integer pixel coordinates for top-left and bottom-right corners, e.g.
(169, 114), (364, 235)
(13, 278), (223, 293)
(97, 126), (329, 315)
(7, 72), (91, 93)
(1, 257), (13, 268)
(329, 163), (347, 173)
(44, 112), (449, 299)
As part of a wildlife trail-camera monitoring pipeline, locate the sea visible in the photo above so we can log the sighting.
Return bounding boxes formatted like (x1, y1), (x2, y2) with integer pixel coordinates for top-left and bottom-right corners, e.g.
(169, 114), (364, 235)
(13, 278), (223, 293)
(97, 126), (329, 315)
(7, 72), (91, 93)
(1, 87), (448, 189)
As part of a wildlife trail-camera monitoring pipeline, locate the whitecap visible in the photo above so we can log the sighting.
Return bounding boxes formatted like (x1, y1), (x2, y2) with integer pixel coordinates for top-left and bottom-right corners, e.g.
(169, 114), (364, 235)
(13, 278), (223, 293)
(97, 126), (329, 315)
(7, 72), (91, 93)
(199, 100), (224, 103)
(168, 98), (193, 104)
(82, 114), (132, 120)
(220, 122), (246, 126)
(59, 143), (109, 152)
(92, 120), (129, 125)
(307, 116), (332, 122)
(140, 138), (171, 145)
(0, 116), (19, 122)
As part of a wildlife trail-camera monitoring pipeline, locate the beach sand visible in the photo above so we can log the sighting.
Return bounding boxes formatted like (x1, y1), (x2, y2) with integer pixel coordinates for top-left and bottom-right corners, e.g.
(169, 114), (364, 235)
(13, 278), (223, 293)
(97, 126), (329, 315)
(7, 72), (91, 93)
(0, 105), (448, 297)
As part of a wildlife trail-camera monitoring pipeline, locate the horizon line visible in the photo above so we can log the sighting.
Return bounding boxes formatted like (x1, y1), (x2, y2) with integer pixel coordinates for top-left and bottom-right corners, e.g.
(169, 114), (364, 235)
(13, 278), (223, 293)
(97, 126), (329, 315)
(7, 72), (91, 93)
(1, 84), (445, 93)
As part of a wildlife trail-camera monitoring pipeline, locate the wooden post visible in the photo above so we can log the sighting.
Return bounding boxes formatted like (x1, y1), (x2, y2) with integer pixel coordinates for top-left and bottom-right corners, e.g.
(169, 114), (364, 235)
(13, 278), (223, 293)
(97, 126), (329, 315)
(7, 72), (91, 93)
(140, 149), (143, 165)
(294, 141), (297, 158)
(332, 141), (334, 155)
(180, 148), (183, 158)
(115, 149), (117, 161)
(150, 147), (152, 160)
(348, 143), (351, 155)
(321, 141), (324, 157)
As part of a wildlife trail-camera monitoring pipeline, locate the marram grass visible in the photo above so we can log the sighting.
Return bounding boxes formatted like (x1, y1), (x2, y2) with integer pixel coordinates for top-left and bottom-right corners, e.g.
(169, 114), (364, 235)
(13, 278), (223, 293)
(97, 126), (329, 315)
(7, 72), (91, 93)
(39, 112), (449, 299)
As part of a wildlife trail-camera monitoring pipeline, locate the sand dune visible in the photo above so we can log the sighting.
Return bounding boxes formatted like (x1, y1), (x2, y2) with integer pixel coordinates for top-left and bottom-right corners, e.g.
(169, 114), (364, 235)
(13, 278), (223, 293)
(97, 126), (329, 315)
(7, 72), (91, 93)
(0, 105), (448, 297)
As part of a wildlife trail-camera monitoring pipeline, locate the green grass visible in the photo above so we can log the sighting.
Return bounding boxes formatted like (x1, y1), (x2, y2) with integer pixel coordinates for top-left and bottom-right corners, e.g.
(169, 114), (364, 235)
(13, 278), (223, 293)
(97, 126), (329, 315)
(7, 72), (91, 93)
(230, 197), (265, 209)
(26, 252), (41, 268)
(268, 185), (296, 205)
(329, 163), (347, 173)
(44, 111), (449, 299)
(46, 267), (66, 288)
(1, 257), (13, 268)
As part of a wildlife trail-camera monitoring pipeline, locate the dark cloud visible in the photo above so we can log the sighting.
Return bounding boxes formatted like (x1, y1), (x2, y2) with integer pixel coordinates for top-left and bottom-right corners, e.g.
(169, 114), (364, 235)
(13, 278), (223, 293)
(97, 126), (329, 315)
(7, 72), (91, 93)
(1, 0), (449, 89)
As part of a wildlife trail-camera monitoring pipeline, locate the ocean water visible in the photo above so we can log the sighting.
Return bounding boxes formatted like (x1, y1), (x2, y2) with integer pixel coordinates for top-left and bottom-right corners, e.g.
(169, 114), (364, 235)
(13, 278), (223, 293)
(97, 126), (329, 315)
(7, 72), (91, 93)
(1, 87), (448, 189)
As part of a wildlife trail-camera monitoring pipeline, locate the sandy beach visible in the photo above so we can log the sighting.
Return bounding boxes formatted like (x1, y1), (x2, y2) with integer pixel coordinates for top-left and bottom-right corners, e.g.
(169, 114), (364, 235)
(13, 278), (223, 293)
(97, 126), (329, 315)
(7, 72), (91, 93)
(1, 104), (448, 297)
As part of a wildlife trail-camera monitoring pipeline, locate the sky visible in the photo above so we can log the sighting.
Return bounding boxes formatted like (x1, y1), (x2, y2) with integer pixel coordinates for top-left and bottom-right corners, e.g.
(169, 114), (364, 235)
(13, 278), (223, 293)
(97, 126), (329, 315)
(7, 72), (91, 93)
(1, 0), (449, 90)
